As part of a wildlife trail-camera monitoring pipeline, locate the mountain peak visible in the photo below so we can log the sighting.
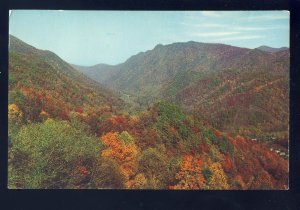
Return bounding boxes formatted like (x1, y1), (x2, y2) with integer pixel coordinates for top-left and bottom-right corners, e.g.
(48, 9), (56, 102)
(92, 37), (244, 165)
(154, 44), (164, 49)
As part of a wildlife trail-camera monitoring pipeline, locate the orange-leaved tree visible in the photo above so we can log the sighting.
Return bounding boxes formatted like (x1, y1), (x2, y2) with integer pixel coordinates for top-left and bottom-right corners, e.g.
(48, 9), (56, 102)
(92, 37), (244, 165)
(170, 155), (206, 189)
(100, 131), (140, 188)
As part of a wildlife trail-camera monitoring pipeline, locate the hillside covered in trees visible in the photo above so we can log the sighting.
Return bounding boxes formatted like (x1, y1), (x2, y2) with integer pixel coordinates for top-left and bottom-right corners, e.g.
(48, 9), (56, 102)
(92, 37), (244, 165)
(74, 42), (289, 154)
(8, 36), (289, 189)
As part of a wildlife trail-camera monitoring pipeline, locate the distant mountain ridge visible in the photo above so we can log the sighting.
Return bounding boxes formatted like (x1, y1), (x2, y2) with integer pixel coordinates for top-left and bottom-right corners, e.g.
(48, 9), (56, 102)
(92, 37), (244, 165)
(74, 41), (289, 101)
(256, 45), (289, 53)
(74, 42), (289, 86)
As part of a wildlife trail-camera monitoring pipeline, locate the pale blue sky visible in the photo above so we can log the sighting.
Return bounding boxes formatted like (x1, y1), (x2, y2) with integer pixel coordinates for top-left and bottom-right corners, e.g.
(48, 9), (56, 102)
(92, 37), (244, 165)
(9, 10), (289, 66)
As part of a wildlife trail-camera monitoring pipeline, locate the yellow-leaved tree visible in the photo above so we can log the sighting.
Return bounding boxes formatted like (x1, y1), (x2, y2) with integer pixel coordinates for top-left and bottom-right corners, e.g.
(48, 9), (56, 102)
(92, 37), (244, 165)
(8, 104), (23, 124)
(207, 162), (230, 190)
(8, 104), (24, 144)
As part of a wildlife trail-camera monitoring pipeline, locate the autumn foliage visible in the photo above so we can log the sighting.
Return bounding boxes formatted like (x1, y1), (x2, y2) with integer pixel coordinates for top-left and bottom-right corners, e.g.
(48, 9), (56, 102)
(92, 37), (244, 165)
(170, 155), (206, 189)
(9, 96), (289, 190)
(100, 131), (140, 188)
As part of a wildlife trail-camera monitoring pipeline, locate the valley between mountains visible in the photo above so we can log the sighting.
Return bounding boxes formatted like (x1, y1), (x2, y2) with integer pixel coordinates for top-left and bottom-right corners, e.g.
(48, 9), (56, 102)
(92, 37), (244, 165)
(8, 35), (289, 189)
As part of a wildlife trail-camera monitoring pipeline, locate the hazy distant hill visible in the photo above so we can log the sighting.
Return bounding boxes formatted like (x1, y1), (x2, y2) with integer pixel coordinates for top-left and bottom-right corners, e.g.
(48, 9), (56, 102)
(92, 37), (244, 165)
(256, 45), (289, 53)
(9, 35), (122, 121)
(71, 63), (118, 84)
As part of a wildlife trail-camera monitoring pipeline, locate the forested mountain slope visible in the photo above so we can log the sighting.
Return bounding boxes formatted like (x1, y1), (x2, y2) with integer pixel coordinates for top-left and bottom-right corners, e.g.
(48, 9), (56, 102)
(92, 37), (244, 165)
(75, 42), (289, 148)
(75, 42), (288, 97)
(9, 35), (122, 123)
